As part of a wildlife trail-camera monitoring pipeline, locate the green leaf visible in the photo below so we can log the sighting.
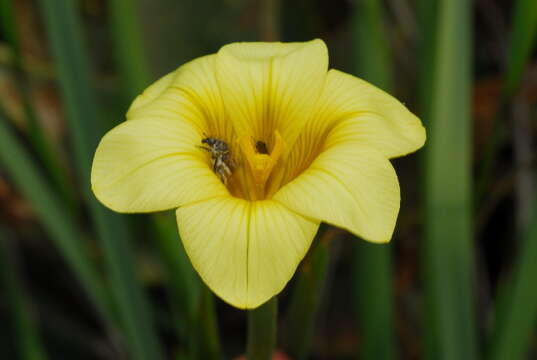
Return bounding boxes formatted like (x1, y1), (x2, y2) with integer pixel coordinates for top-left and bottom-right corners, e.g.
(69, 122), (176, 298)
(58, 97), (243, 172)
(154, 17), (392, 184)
(352, 241), (396, 359)
(0, 0), (77, 210)
(488, 3), (537, 349)
(0, 0), (20, 55)
(352, 1), (396, 358)
(152, 214), (201, 352)
(0, 227), (49, 360)
(421, 0), (479, 359)
(193, 286), (221, 360)
(0, 115), (112, 322)
(152, 194), (221, 360)
(417, 0), (439, 121)
(352, 0), (393, 91)
(283, 233), (331, 360)
(108, 0), (151, 98)
(503, 0), (537, 96)
(490, 184), (537, 359)
(477, 0), (537, 203)
(37, 1), (164, 359)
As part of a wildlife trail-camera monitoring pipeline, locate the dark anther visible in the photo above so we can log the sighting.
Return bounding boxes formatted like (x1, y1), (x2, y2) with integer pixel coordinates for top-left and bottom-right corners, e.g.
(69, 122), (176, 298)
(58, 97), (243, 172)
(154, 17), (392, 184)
(256, 141), (269, 154)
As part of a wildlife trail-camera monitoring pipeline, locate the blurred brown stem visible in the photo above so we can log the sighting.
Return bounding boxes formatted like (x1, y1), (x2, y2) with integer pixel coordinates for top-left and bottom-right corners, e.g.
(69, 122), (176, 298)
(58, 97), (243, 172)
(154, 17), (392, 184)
(259, 0), (280, 41)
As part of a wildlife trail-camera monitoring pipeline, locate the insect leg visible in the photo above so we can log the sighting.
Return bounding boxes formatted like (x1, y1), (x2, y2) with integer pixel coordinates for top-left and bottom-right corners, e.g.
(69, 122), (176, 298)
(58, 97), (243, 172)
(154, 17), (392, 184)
(213, 157), (219, 172)
(198, 145), (212, 152)
(220, 173), (228, 185)
(222, 162), (232, 176)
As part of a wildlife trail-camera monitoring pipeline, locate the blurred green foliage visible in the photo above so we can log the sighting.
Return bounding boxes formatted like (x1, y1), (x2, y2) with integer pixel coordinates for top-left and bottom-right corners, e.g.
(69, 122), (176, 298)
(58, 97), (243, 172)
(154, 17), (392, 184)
(0, 0), (536, 359)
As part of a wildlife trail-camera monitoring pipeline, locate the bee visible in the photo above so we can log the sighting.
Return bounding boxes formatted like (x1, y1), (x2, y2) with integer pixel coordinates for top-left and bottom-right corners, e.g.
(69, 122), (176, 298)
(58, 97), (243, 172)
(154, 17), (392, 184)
(199, 137), (234, 185)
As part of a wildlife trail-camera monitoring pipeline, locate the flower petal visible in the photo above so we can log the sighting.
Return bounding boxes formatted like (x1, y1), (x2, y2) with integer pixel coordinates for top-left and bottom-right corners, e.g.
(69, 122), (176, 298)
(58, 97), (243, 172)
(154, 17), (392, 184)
(215, 39), (328, 153)
(274, 139), (400, 243)
(91, 117), (228, 213)
(127, 55), (234, 143)
(177, 197), (319, 308)
(312, 69), (425, 159)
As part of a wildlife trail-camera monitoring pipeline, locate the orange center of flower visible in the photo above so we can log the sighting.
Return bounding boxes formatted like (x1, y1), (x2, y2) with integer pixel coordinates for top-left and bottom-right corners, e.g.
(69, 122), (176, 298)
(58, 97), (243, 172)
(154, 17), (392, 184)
(239, 131), (284, 190)
(222, 130), (286, 201)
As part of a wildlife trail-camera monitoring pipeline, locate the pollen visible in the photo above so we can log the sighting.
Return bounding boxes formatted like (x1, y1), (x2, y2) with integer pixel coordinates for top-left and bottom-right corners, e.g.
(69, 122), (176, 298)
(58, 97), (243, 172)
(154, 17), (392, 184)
(239, 131), (285, 191)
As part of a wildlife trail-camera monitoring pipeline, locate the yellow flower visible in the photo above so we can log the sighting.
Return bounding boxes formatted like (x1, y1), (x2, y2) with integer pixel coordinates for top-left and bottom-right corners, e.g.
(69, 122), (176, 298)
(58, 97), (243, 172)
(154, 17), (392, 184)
(91, 39), (425, 309)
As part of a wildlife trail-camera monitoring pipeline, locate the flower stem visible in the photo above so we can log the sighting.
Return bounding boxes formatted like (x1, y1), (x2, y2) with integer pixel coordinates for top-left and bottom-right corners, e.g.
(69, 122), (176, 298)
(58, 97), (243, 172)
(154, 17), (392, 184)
(259, 0), (280, 41)
(194, 286), (221, 360)
(247, 297), (277, 360)
(283, 226), (337, 360)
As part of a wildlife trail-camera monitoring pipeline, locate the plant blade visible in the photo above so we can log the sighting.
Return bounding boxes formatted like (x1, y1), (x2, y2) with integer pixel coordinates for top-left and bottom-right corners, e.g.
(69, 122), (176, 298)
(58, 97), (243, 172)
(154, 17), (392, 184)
(503, 0), (537, 96)
(422, 0), (478, 358)
(37, 1), (164, 359)
(0, 0), (77, 210)
(283, 230), (331, 360)
(488, 0), (537, 353)
(352, 1), (396, 358)
(108, 0), (151, 98)
(490, 197), (537, 359)
(0, 114), (112, 321)
(0, 227), (49, 360)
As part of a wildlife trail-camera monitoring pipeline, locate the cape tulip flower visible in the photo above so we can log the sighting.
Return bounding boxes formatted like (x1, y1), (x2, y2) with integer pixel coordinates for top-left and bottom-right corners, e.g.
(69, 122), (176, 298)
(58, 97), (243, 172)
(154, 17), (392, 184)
(91, 39), (425, 309)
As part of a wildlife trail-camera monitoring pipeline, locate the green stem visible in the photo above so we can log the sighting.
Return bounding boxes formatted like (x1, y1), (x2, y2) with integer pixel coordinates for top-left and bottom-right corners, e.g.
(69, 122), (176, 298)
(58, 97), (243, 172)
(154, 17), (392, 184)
(194, 286), (221, 360)
(247, 297), (277, 360)
(352, 242), (395, 359)
(284, 227), (334, 360)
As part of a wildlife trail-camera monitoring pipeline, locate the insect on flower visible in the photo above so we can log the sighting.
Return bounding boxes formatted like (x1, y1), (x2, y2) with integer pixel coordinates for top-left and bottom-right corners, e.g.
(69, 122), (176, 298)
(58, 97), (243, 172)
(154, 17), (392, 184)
(199, 136), (234, 185)
(91, 39), (426, 309)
